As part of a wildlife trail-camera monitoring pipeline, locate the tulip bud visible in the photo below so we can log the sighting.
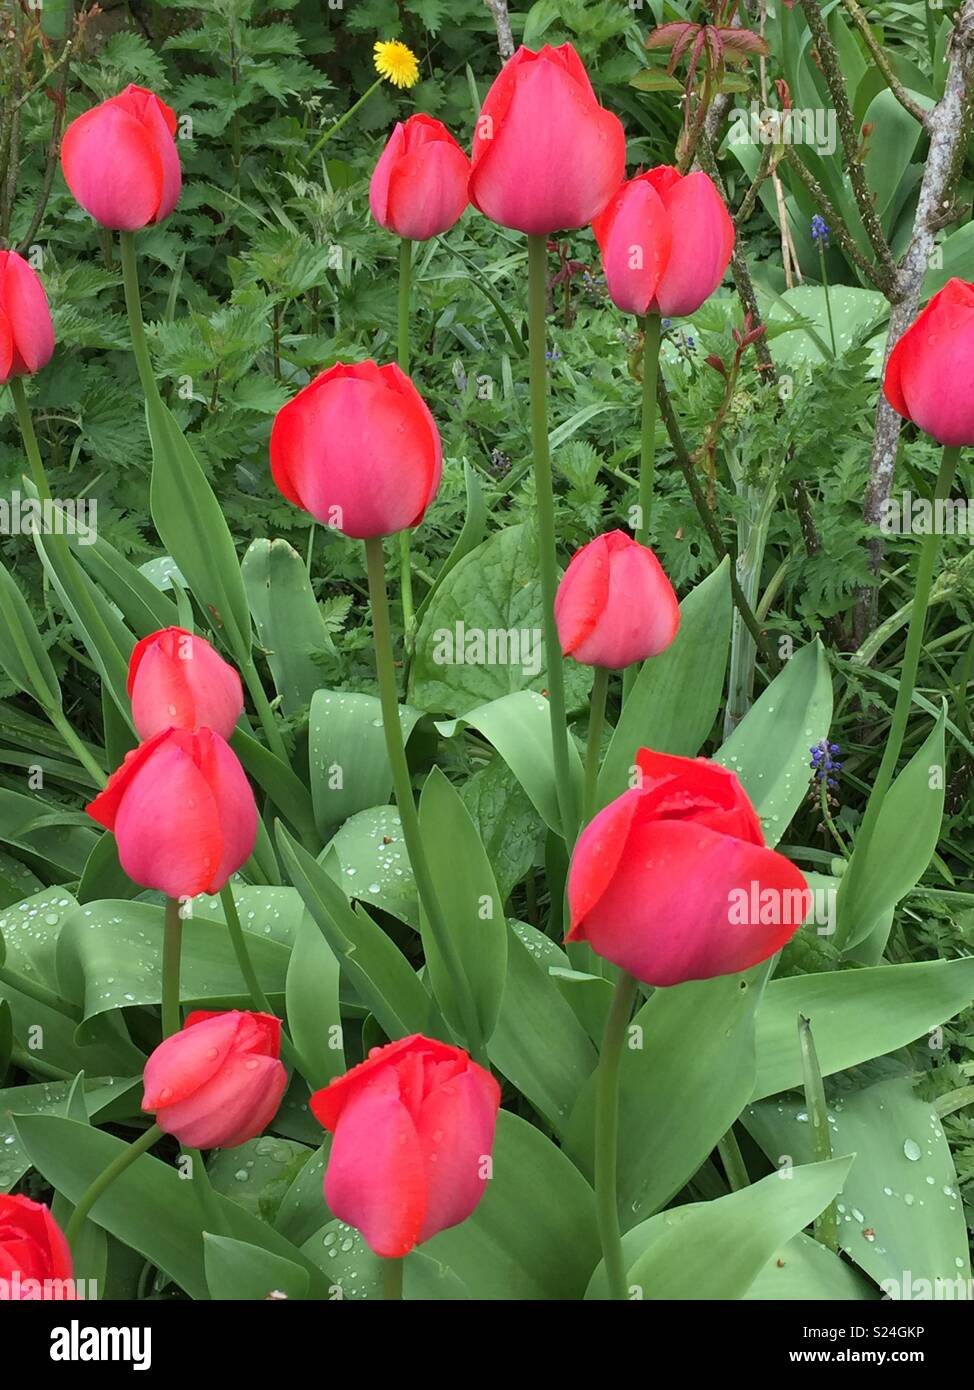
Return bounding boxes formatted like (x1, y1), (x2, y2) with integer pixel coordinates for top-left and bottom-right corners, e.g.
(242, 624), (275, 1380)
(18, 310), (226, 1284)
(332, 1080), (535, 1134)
(568, 749), (809, 986)
(86, 728), (258, 898)
(884, 278), (974, 446)
(0, 251), (55, 385)
(470, 44), (626, 236)
(0, 1196), (75, 1300)
(370, 114), (470, 241)
(61, 84), (181, 231)
(142, 1010), (288, 1150)
(311, 1035), (501, 1258)
(554, 530), (680, 670)
(592, 166), (734, 319)
(270, 360), (442, 539)
(127, 627), (243, 741)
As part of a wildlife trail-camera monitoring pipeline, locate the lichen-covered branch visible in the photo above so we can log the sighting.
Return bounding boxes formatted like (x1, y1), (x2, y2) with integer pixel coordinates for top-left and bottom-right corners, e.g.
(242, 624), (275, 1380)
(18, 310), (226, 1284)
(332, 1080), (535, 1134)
(483, 0), (515, 61)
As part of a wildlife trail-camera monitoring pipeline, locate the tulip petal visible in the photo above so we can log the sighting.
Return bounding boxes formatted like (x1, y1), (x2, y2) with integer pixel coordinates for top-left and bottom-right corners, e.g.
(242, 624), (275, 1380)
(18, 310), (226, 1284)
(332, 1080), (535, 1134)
(416, 1066), (499, 1243)
(310, 1034), (456, 1131)
(155, 1052), (286, 1149)
(324, 1085), (427, 1258)
(566, 787), (642, 933)
(1, 252), (54, 376)
(554, 534), (611, 656)
(592, 177), (672, 317)
(142, 1011), (239, 1109)
(883, 279), (974, 445)
(386, 139), (470, 240)
(369, 121), (406, 228)
(652, 170), (734, 318)
(61, 103), (164, 231)
(0, 305), (13, 384)
(571, 539), (680, 666)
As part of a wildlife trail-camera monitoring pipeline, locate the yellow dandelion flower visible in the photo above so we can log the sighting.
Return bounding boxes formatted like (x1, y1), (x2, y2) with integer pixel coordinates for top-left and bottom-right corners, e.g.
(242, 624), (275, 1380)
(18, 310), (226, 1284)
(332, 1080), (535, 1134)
(373, 40), (420, 90)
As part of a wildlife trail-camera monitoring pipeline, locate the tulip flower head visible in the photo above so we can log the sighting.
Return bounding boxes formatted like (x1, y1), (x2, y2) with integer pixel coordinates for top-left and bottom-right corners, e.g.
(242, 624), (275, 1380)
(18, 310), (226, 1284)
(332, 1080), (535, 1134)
(568, 749), (809, 986)
(312, 1035), (501, 1258)
(884, 278), (974, 447)
(370, 114), (470, 241)
(143, 1010), (288, 1149)
(61, 84), (181, 231)
(86, 727), (257, 898)
(127, 626), (243, 741)
(555, 530), (680, 669)
(0, 1196), (75, 1300)
(470, 44), (626, 236)
(0, 251), (55, 386)
(270, 360), (442, 538)
(592, 166), (734, 318)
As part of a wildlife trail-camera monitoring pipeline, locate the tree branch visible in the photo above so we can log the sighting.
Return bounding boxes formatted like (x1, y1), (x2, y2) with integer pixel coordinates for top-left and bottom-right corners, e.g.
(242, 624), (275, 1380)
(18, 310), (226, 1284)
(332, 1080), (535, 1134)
(483, 0), (515, 61)
(841, 0), (931, 128)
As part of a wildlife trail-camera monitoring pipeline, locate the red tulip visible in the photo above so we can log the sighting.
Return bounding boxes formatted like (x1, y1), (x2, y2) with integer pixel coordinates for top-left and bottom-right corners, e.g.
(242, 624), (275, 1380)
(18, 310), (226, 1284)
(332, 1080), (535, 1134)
(470, 44), (626, 236)
(0, 1196), (75, 1300)
(555, 530), (680, 669)
(143, 1010), (287, 1149)
(0, 251), (55, 385)
(568, 749), (809, 986)
(270, 360), (442, 539)
(311, 1035), (501, 1258)
(370, 114), (470, 241)
(884, 279), (974, 446)
(592, 167), (734, 317)
(128, 626), (243, 741)
(86, 727), (257, 898)
(61, 84), (181, 230)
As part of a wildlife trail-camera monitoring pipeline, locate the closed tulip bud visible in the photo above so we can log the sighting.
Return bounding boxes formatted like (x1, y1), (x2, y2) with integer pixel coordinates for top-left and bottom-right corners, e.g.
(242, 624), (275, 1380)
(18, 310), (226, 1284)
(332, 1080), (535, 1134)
(270, 360), (442, 539)
(128, 626), (243, 741)
(470, 44), (626, 236)
(142, 1010), (288, 1150)
(370, 114), (470, 241)
(86, 728), (257, 898)
(592, 167), (734, 318)
(311, 1035), (501, 1258)
(0, 1196), (75, 1300)
(61, 84), (181, 231)
(554, 530), (680, 669)
(568, 749), (810, 986)
(884, 279), (974, 446)
(0, 251), (55, 385)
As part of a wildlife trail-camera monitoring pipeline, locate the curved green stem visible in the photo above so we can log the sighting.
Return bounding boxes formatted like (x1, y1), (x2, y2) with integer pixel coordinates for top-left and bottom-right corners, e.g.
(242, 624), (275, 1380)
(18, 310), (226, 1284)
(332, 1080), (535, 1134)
(582, 667), (610, 825)
(818, 245), (837, 357)
(716, 1128), (750, 1192)
(308, 78), (381, 158)
(0, 965), (82, 1021)
(49, 710), (107, 787)
(162, 897), (184, 1039)
(527, 234), (576, 841)
(65, 1124), (162, 1251)
(838, 445), (961, 943)
(240, 657), (288, 764)
(636, 312), (662, 546)
(8, 376), (52, 501)
(397, 237), (416, 651)
(383, 1256), (404, 1300)
(364, 535), (485, 1065)
(595, 970), (638, 1301)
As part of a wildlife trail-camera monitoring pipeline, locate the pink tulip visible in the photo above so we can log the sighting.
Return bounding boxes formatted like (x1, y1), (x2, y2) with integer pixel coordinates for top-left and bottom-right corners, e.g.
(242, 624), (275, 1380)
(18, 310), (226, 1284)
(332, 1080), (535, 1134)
(370, 114), (470, 241)
(555, 530), (680, 669)
(884, 278), (974, 446)
(86, 728), (257, 898)
(470, 44), (626, 236)
(270, 360), (442, 539)
(311, 1035), (501, 1258)
(127, 627), (243, 741)
(61, 84), (181, 231)
(0, 1196), (74, 1299)
(593, 167), (734, 318)
(0, 251), (54, 385)
(143, 1010), (287, 1149)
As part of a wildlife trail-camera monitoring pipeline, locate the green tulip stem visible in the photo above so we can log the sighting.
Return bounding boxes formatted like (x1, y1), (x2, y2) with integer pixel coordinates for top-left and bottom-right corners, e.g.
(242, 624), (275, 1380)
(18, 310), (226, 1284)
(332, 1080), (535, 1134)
(49, 709), (108, 788)
(240, 656), (289, 764)
(383, 1256), (404, 1301)
(595, 969), (639, 1301)
(364, 535), (485, 1066)
(582, 666), (610, 825)
(397, 237), (416, 650)
(119, 231), (162, 408)
(527, 234), (577, 841)
(8, 376), (52, 502)
(162, 896), (185, 1039)
(623, 313), (662, 706)
(64, 1124), (162, 1252)
(839, 444), (961, 939)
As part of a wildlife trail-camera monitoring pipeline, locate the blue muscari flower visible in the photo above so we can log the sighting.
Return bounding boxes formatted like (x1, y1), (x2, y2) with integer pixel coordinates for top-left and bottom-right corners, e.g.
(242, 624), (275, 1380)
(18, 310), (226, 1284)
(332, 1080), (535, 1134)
(811, 214), (830, 246)
(809, 738), (842, 783)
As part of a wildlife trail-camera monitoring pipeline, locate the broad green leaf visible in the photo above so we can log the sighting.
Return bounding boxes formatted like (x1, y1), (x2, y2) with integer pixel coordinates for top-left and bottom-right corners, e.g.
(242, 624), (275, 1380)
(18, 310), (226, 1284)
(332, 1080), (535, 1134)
(600, 558), (731, 803)
(309, 690), (423, 840)
(414, 460), (487, 627)
(0, 1076), (134, 1193)
(285, 908), (344, 1089)
(324, 805), (418, 928)
(0, 561), (62, 711)
(274, 1140), (330, 1247)
(566, 965), (770, 1224)
(745, 1078), (970, 1295)
(70, 530), (178, 637)
(409, 522), (591, 716)
(716, 640), (832, 844)
(208, 1137), (314, 1224)
(836, 710), (946, 950)
(436, 690), (584, 838)
(586, 1158), (853, 1299)
(752, 957), (974, 1100)
(418, 767), (507, 1044)
(744, 1231), (878, 1300)
(231, 726), (318, 850)
(204, 1233), (310, 1300)
(241, 539), (335, 713)
(458, 757), (542, 900)
(0, 793), (97, 878)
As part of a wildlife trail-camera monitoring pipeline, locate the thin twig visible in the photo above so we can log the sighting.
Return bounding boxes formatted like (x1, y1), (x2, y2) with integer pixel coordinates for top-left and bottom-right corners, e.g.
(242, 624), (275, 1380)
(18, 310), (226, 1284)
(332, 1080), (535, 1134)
(841, 0), (931, 128)
(782, 144), (890, 292)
